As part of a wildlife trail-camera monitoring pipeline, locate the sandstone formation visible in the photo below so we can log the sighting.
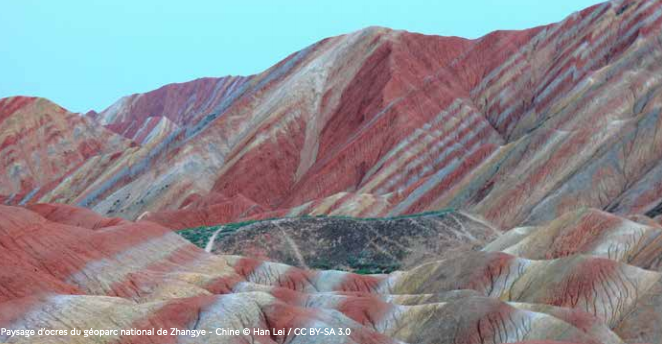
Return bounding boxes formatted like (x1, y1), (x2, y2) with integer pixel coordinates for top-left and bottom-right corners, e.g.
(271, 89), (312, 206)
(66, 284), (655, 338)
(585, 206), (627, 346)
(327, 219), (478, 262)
(0, 203), (644, 343)
(0, 0), (660, 232)
(3, 0), (662, 343)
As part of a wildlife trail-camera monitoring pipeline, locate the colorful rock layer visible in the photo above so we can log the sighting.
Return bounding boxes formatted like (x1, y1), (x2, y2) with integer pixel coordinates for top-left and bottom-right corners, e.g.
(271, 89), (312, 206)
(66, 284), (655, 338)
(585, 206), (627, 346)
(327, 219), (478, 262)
(4, 0), (662, 343)
(8, 203), (662, 343)
(2, 0), (662, 232)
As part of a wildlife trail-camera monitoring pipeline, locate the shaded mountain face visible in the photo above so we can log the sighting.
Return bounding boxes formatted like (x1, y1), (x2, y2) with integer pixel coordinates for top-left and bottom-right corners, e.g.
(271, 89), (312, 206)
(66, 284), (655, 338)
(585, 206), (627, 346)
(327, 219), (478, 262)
(2, 0), (662, 232)
(4, 0), (662, 343)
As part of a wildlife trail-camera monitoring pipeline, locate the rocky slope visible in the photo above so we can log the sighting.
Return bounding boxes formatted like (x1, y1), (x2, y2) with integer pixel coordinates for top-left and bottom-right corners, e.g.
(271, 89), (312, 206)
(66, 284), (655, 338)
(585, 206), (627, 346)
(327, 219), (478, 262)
(5, 203), (662, 342)
(3, 0), (662, 343)
(0, 204), (631, 342)
(1, 0), (661, 232)
(0, 97), (132, 205)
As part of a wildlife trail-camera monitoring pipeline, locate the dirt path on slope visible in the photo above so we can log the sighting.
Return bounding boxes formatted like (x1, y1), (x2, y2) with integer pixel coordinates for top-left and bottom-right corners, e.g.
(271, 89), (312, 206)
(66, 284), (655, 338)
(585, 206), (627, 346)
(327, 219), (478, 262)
(205, 226), (224, 252)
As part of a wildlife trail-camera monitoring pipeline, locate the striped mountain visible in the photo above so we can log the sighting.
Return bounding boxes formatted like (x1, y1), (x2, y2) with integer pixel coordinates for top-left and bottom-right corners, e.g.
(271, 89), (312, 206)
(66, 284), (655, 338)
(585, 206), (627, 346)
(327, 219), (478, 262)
(5, 202), (662, 342)
(1, 0), (661, 232)
(4, 0), (662, 342)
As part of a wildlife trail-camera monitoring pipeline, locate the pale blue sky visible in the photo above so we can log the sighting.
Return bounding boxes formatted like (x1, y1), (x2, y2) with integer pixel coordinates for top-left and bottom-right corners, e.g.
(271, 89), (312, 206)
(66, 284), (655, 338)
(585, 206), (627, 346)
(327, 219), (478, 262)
(1, 0), (603, 112)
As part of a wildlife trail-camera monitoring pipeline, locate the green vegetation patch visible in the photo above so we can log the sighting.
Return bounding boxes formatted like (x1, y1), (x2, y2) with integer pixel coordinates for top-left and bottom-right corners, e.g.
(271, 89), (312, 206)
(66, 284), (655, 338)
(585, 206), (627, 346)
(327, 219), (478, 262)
(175, 208), (455, 274)
(176, 218), (279, 248)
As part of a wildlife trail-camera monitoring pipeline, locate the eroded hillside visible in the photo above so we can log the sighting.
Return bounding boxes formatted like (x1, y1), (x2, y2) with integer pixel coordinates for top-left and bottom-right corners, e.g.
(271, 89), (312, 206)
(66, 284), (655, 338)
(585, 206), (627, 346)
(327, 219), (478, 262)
(1, 0), (661, 232)
(3, 0), (662, 343)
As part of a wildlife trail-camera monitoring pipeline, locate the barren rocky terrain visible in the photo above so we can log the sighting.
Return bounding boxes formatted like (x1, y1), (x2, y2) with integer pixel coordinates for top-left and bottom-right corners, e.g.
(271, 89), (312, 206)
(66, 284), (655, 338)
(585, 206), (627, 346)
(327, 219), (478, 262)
(3, 0), (662, 343)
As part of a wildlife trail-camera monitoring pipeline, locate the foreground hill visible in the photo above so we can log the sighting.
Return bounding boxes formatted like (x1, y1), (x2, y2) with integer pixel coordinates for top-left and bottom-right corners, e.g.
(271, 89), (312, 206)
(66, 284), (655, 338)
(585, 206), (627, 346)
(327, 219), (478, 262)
(2, 0), (662, 232)
(5, 203), (662, 342)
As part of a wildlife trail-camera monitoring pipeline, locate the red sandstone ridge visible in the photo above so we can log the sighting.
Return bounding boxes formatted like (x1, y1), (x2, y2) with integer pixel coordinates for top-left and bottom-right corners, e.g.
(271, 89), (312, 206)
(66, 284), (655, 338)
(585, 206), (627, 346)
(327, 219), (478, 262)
(4, 1), (662, 232)
(0, 203), (645, 343)
(91, 76), (249, 145)
(27, 203), (128, 230)
(139, 193), (268, 229)
(6, 203), (662, 342)
(0, 97), (133, 206)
